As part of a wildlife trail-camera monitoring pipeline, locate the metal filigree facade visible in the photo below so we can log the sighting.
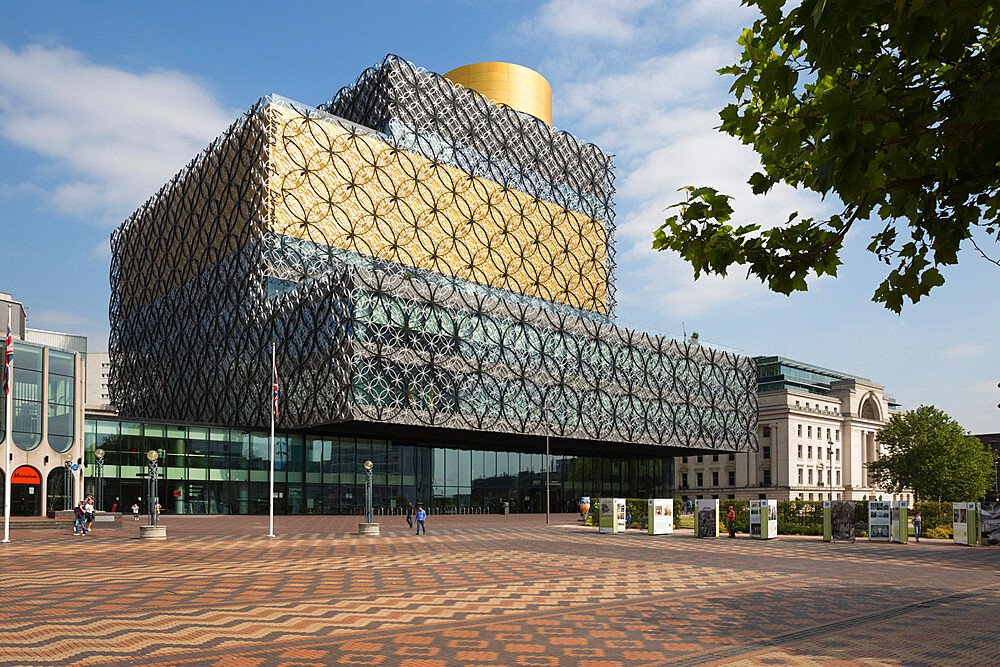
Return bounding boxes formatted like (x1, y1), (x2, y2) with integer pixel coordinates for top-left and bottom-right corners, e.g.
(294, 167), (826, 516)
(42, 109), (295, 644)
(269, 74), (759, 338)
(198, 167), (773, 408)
(110, 55), (757, 453)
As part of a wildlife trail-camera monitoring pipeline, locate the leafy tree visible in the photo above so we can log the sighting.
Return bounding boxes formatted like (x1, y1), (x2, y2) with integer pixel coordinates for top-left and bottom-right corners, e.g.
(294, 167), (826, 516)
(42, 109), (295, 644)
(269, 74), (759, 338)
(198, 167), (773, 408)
(868, 405), (997, 501)
(652, 1), (1000, 312)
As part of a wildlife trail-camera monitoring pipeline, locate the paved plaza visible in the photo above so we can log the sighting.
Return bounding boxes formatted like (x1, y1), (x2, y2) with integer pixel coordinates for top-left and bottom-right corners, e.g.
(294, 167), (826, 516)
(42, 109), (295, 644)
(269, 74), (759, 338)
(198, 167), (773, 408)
(1, 514), (998, 666)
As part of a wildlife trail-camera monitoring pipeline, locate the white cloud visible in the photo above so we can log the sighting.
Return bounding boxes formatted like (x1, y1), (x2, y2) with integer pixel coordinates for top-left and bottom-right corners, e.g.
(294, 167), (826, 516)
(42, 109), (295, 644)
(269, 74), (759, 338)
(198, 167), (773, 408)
(0, 181), (43, 199)
(93, 237), (111, 259)
(546, 36), (832, 321)
(944, 343), (987, 360)
(965, 380), (999, 395)
(27, 308), (109, 351)
(531, 0), (659, 44)
(0, 42), (234, 226)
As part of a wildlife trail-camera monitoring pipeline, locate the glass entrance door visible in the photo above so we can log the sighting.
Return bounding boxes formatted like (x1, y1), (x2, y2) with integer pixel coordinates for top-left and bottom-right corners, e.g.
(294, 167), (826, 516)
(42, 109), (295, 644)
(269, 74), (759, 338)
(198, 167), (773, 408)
(12, 483), (40, 516)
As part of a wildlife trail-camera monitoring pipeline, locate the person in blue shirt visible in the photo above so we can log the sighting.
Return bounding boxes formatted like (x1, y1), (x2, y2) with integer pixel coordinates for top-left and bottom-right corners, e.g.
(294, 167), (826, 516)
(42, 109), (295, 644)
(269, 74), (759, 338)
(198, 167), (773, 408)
(415, 504), (427, 535)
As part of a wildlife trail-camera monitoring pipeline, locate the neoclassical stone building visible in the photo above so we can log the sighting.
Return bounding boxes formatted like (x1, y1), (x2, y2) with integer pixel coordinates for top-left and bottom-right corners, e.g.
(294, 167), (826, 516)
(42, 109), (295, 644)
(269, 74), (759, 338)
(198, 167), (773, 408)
(676, 356), (912, 503)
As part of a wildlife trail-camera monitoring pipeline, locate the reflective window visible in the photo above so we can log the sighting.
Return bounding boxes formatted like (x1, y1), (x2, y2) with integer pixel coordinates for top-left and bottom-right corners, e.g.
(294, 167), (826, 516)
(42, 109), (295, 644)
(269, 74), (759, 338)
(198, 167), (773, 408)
(12, 344), (42, 450)
(47, 350), (75, 452)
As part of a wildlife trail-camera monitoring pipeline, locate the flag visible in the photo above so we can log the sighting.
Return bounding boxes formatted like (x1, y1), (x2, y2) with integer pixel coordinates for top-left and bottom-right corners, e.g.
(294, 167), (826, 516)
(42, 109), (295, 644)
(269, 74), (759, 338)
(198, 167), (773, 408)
(272, 354), (279, 421)
(3, 312), (11, 396)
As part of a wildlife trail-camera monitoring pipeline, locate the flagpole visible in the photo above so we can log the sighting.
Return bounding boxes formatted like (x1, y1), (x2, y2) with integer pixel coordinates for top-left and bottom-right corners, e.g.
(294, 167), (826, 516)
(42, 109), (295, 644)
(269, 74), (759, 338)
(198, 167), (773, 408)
(268, 343), (275, 538)
(3, 305), (13, 544)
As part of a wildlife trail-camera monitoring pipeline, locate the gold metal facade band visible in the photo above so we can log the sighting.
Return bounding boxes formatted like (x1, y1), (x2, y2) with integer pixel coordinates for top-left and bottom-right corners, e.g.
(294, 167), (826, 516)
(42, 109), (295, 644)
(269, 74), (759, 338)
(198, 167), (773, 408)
(266, 104), (607, 313)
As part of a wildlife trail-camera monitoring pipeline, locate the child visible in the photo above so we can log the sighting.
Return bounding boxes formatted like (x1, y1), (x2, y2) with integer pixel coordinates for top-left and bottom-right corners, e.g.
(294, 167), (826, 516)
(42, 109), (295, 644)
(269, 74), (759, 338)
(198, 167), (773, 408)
(132, 502), (140, 521)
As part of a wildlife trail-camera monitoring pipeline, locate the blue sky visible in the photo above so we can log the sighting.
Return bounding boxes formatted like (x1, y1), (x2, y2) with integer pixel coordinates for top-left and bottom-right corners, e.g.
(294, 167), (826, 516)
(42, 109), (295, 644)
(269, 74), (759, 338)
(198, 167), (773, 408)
(0, 1), (997, 432)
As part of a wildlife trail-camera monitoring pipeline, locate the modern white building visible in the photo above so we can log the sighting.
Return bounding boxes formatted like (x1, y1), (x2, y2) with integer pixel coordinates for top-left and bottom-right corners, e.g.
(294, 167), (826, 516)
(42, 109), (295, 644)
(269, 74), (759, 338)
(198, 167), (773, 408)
(0, 292), (88, 516)
(676, 356), (912, 503)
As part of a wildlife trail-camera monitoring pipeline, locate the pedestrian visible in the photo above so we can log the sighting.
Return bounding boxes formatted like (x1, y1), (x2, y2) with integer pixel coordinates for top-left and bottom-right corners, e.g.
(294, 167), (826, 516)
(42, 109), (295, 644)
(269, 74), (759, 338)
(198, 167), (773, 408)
(131, 502), (140, 521)
(84, 496), (96, 533)
(727, 506), (736, 538)
(406, 502), (414, 529)
(111, 499), (118, 513)
(73, 501), (87, 536)
(415, 503), (426, 535)
(913, 511), (922, 542)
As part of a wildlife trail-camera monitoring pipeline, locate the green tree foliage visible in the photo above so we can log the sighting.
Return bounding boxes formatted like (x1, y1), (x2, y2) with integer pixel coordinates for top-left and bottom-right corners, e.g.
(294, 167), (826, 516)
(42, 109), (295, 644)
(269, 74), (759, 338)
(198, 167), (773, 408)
(868, 406), (997, 501)
(652, 1), (999, 312)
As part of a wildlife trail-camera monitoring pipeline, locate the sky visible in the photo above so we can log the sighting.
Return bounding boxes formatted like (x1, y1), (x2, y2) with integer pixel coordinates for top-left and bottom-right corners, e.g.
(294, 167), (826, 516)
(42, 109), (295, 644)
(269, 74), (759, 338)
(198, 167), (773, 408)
(0, 1), (997, 432)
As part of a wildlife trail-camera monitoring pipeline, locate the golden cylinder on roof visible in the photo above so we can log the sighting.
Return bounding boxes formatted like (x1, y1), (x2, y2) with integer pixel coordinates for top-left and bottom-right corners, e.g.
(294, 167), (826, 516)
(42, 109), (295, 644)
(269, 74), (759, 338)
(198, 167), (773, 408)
(444, 62), (552, 126)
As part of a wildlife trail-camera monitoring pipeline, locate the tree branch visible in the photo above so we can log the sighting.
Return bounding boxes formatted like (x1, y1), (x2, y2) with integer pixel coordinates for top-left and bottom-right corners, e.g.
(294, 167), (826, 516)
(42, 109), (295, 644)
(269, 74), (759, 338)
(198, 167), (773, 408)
(971, 237), (1000, 268)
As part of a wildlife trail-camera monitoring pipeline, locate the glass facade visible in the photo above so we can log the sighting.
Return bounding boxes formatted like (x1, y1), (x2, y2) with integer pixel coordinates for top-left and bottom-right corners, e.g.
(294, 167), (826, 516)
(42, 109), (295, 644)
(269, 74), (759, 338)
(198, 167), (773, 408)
(13, 343), (43, 450)
(47, 349), (75, 452)
(84, 418), (673, 514)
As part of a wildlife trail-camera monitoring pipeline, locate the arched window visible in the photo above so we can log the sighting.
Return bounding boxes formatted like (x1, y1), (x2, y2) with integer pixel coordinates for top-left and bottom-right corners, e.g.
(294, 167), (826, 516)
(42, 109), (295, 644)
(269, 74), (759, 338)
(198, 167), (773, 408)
(47, 350), (75, 452)
(47, 467), (71, 512)
(860, 397), (880, 420)
(12, 343), (42, 450)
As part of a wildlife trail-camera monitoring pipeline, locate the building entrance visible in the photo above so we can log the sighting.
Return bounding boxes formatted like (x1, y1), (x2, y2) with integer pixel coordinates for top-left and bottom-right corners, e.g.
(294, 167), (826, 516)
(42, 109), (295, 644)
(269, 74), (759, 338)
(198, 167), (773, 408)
(11, 466), (42, 516)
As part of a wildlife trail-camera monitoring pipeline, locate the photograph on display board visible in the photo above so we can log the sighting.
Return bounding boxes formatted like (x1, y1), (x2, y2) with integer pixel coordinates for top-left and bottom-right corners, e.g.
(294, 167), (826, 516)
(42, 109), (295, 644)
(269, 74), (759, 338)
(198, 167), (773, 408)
(869, 525), (889, 539)
(981, 502), (1000, 546)
(832, 501), (855, 541)
(869, 501), (891, 540)
(768, 504), (777, 521)
(600, 498), (612, 514)
(697, 506), (717, 537)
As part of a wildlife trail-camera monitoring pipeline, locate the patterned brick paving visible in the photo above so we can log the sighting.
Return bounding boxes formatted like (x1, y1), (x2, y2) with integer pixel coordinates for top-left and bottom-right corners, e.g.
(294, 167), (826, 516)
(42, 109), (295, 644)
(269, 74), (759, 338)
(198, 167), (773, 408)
(0, 514), (997, 666)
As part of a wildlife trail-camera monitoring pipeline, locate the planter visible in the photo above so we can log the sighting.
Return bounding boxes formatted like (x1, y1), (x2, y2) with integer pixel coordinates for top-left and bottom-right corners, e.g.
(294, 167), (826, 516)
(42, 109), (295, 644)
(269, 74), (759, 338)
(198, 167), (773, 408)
(139, 525), (167, 540)
(358, 522), (380, 536)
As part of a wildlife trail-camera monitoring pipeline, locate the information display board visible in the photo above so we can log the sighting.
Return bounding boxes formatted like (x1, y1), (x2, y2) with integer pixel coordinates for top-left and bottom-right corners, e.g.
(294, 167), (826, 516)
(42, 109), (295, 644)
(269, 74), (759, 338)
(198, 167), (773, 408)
(969, 502), (981, 546)
(953, 501), (969, 545)
(868, 500), (891, 541)
(832, 500), (855, 542)
(981, 501), (1000, 547)
(696, 499), (719, 538)
(749, 500), (761, 538)
(823, 500), (832, 542)
(761, 499), (777, 539)
(890, 500), (908, 543)
(599, 498), (626, 534)
(648, 498), (674, 535)
(954, 502), (980, 546)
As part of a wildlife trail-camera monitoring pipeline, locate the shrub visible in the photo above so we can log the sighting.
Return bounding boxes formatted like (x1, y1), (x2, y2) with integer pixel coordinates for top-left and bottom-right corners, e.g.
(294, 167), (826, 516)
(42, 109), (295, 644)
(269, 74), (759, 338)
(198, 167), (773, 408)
(777, 500), (824, 534)
(925, 525), (953, 540)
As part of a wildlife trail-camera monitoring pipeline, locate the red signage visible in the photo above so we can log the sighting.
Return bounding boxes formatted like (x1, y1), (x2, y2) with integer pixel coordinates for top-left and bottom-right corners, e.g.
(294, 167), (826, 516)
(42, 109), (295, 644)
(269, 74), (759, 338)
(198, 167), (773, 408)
(10, 466), (41, 485)
(173, 489), (182, 498)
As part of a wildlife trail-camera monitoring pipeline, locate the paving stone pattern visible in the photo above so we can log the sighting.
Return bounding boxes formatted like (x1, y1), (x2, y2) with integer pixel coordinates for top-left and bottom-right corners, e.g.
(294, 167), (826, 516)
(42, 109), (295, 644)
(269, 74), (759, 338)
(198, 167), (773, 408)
(0, 514), (997, 666)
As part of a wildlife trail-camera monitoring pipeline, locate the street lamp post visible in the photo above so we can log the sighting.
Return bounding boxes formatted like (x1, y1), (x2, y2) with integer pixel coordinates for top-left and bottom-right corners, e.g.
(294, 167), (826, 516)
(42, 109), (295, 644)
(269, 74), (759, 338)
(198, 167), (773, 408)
(146, 450), (159, 526)
(63, 456), (73, 510)
(828, 440), (834, 499)
(363, 459), (373, 524)
(545, 432), (550, 525)
(94, 448), (105, 512)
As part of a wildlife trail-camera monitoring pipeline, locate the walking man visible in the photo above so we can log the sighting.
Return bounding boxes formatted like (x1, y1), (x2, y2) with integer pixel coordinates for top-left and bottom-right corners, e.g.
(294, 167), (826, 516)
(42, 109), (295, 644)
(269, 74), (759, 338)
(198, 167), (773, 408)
(415, 503), (426, 535)
(406, 502), (414, 529)
(726, 506), (737, 538)
(73, 501), (87, 536)
(913, 511), (922, 542)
